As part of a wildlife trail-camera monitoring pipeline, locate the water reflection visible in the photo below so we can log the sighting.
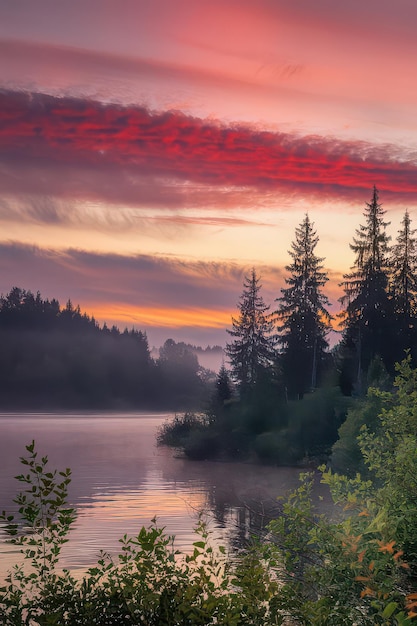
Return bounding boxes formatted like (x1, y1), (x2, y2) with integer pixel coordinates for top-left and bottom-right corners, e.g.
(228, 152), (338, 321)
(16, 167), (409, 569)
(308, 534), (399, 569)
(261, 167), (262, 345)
(0, 413), (333, 580)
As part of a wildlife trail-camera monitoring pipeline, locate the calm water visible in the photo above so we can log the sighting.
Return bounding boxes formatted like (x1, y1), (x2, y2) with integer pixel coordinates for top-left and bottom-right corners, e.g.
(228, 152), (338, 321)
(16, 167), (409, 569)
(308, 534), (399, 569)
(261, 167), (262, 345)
(0, 413), (332, 581)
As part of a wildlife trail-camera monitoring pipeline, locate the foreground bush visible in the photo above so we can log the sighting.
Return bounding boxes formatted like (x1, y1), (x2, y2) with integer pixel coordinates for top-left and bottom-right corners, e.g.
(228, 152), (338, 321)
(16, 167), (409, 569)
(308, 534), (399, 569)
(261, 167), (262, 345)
(0, 442), (279, 626)
(2, 362), (417, 626)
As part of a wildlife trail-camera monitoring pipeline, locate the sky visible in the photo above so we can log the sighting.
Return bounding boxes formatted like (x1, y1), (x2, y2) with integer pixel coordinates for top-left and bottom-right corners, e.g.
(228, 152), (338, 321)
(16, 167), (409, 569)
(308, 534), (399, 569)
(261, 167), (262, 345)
(1, 0), (417, 349)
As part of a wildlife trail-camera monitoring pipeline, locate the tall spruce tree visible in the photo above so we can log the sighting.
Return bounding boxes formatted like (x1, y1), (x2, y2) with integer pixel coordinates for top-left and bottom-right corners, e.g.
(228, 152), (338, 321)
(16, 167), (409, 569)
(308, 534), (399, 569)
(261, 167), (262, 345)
(389, 210), (417, 361)
(339, 186), (393, 391)
(276, 214), (332, 399)
(225, 269), (275, 394)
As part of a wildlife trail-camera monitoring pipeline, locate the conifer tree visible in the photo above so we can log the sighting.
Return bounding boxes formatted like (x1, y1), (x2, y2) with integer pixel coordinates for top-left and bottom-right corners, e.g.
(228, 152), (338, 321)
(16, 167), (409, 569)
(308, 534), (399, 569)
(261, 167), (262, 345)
(215, 362), (233, 404)
(276, 214), (332, 399)
(389, 210), (417, 360)
(225, 269), (275, 394)
(206, 363), (233, 424)
(339, 186), (393, 390)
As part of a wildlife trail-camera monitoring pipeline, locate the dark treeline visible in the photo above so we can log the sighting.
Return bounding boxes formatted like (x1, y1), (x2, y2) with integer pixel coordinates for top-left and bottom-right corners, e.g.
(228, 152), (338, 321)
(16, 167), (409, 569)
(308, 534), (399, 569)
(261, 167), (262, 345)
(0, 287), (211, 409)
(4, 186), (417, 461)
(160, 187), (417, 465)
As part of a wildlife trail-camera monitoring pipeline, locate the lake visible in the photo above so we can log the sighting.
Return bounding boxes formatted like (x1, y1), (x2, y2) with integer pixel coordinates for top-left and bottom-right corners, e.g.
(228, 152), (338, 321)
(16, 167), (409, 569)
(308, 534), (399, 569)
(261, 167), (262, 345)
(0, 413), (333, 581)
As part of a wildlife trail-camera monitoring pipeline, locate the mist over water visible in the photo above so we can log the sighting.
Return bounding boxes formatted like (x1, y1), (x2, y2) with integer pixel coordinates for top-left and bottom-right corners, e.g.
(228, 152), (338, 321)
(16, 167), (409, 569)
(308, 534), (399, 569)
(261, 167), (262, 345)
(0, 413), (332, 580)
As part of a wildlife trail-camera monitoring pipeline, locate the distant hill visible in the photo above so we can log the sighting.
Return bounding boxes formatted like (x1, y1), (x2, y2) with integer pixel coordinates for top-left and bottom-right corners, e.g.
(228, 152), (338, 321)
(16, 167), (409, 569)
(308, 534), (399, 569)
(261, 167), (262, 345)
(151, 343), (224, 373)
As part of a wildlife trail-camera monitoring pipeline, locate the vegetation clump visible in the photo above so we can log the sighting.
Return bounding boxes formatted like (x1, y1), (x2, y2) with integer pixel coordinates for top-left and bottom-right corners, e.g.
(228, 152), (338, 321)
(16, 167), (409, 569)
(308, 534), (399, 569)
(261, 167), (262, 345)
(156, 412), (207, 448)
(0, 442), (279, 625)
(160, 189), (417, 466)
(3, 358), (417, 626)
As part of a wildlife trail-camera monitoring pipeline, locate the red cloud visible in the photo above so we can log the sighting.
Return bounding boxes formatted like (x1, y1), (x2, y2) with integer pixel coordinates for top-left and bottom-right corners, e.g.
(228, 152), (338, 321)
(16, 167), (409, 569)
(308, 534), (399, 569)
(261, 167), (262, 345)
(1, 89), (417, 204)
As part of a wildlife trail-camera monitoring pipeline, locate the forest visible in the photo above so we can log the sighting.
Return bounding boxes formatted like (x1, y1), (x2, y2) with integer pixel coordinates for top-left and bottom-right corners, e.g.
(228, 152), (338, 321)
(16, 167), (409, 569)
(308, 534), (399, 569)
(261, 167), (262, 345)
(159, 187), (417, 465)
(0, 289), (219, 410)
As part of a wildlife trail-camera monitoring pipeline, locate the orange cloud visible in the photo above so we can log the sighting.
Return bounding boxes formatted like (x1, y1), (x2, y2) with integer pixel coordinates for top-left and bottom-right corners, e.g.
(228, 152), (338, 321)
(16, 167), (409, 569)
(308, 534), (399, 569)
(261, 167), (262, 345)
(89, 303), (233, 329)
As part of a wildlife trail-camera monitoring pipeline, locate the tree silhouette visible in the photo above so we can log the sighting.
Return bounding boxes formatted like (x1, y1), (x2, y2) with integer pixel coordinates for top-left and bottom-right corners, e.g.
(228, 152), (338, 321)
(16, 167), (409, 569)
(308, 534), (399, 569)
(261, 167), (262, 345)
(276, 214), (332, 399)
(0, 288), (208, 409)
(225, 269), (275, 395)
(206, 363), (234, 425)
(339, 187), (393, 391)
(157, 339), (205, 408)
(389, 210), (417, 362)
(215, 363), (233, 404)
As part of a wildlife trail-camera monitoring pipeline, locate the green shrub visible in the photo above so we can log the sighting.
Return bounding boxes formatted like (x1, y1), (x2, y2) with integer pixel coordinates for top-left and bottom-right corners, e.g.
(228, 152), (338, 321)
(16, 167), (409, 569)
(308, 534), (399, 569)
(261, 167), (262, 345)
(330, 390), (388, 476)
(156, 411), (206, 447)
(287, 387), (349, 457)
(183, 430), (221, 460)
(254, 430), (302, 465)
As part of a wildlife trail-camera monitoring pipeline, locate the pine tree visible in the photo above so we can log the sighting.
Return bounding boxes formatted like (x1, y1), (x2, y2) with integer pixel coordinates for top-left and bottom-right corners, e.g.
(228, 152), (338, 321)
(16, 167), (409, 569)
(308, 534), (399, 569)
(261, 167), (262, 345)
(339, 186), (393, 390)
(215, 363), (233, 404)
(206, 363), (233, 424)
(276, 214), (332, 399)
(225, 269), (275, 394)
(389, 210), (417, 361)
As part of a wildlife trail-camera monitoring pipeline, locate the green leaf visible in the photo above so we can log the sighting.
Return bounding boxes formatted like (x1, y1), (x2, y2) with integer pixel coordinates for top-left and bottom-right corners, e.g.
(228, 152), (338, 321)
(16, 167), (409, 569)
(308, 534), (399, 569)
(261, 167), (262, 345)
(382, 602), (398, 619)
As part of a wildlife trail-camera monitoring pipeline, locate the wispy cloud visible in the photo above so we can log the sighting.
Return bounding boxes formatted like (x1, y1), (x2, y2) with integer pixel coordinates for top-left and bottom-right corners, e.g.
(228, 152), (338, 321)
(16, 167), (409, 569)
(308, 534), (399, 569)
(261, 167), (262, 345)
(0, 240), (257, 313)
(0, 38), (255, 99)
(0, 241), (344, 344)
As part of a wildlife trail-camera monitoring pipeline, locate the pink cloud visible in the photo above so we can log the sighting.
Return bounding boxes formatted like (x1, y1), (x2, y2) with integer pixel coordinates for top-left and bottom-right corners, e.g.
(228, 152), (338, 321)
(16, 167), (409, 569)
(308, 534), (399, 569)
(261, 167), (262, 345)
(1, 90), (417, 214)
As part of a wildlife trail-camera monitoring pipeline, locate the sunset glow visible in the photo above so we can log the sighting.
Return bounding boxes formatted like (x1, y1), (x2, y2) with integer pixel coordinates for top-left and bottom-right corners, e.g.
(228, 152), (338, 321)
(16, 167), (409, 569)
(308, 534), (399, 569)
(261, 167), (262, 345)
(89, 303), (233, 330)
(0, 0), (416, 347)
